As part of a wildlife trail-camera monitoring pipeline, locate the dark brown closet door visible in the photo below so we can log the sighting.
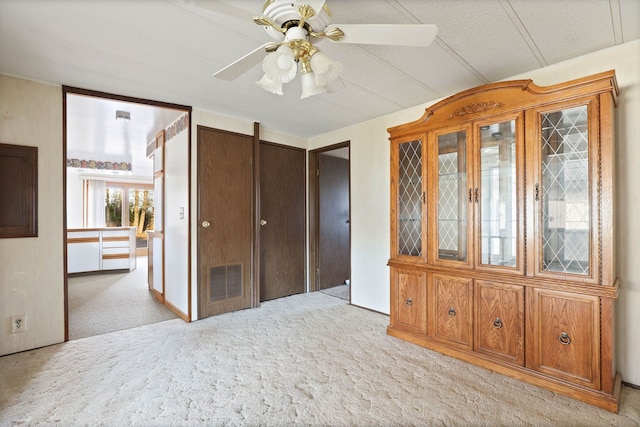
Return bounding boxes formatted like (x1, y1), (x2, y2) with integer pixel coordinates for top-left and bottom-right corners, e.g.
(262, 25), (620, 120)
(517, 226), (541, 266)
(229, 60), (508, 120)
(318, 154), (350, 290)
(259, 142), (305, 301)
(197, 126), (253, 318)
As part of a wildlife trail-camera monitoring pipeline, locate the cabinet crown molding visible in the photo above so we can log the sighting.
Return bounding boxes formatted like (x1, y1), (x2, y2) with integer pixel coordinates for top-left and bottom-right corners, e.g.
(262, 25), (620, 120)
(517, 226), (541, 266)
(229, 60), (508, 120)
(388, 70), (618, 140)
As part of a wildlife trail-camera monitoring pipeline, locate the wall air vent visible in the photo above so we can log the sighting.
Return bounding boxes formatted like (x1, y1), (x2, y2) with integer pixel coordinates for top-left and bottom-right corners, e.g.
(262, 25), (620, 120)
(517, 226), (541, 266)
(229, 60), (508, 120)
(209, 264), (242, 302)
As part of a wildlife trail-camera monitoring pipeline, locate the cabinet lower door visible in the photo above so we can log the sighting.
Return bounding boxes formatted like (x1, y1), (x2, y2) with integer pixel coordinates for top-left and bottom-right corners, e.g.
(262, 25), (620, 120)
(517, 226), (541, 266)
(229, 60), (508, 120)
(67, 241), (100, 273)
(527, 288), (600, 389)
(429, 273), (472, 349)
(392, 268), (427, 334)
(474, 280), (524, 365)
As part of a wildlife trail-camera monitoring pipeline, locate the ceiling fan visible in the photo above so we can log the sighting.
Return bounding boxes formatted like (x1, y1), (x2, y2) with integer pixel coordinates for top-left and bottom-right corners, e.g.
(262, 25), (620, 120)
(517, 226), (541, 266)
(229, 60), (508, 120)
(198, 0), (438, 98)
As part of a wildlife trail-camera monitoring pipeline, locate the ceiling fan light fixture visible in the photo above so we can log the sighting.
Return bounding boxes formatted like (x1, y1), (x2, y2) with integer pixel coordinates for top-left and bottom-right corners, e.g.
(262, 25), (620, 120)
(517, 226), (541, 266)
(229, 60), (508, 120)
(256, 74), (284, 95)
(262, 45), (298, 83)
(300, 70), (326, 99)
(309, 51), (341, 86)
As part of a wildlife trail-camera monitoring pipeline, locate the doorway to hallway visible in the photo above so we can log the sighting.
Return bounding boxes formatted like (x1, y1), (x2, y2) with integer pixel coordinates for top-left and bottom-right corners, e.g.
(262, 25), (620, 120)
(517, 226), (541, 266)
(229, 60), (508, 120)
(63, 87), (191, 340)
(309, 142), (351, 301)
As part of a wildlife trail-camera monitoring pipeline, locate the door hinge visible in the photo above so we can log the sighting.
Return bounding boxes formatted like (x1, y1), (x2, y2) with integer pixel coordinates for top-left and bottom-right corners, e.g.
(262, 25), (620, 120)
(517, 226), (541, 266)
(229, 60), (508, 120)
(316, 168), (320, 176)
(316, 268), (320, 275)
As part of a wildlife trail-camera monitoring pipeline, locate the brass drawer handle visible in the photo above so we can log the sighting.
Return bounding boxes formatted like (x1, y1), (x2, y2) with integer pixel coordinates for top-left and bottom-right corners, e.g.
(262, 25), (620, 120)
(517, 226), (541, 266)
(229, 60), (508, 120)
(493, 318), (503, 329)
(405, 298), (413, 306)
(559, 332), (571, 345)
(447, 307), (456, 317)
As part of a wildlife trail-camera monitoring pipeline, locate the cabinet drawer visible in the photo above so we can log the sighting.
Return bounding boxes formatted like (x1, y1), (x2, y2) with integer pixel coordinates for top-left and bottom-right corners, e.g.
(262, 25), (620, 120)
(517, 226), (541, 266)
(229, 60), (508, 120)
(102, 237), (130, 248)
(68, 230), (100, 241)
(429, 273), (473, 349)
(474, 280), (524, 365)
(392, 268), (427, 334)
(527, 288), (600, 389)
(102, 229), (132, 238)
(102, 247), (129, 256)
(102, 258), (130, 270)
(102, 229), (132, 246)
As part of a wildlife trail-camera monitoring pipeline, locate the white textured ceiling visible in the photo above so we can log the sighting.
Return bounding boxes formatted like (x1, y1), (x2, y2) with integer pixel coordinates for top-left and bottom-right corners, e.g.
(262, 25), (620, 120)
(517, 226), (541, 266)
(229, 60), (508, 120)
(1, 0), (638, 171)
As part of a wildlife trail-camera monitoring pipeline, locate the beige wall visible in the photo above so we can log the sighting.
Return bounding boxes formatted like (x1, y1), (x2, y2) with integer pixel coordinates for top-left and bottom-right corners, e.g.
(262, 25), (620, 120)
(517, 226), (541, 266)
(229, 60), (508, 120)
(309, 40), (640, 385)
(164, 125), (190, 317)
(0, 75), (64, 355)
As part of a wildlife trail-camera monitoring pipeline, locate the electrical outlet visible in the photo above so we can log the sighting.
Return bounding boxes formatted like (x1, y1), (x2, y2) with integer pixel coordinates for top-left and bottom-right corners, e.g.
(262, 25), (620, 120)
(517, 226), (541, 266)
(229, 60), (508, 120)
(10, 315), (27, 334)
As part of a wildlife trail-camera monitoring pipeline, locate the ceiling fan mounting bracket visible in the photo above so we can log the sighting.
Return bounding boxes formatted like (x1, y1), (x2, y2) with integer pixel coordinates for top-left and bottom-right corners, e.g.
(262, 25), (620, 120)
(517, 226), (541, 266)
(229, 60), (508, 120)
(281, 20), (312, 33)
(260, 0), (332, 42)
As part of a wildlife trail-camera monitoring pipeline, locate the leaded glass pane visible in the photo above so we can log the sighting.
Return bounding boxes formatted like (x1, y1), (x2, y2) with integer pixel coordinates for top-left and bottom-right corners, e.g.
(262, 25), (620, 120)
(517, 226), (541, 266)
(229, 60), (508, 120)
(479, 121), (517, 267)
(437, 131), (467, 262)
(398, 139), (422, 256)
(540, 105), (590, 275)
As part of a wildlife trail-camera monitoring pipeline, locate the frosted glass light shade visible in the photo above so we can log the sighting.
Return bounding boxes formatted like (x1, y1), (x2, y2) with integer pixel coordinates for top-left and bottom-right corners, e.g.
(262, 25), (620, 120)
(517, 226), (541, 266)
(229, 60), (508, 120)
(310, 51), (342, 86)
(262, 45), (297, 83)
(256, 74), (283, 95)
(300, 72), (326, 99)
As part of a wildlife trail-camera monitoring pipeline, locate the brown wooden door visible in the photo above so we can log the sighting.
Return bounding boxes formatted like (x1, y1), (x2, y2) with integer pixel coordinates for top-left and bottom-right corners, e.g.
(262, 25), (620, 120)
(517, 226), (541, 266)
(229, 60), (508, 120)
(259, 142), (305, 301)
(474, 280), (524, 365)
(429, 272), (473, 349)
(318, 153), (350, 290)
(197, 127), (253, 319)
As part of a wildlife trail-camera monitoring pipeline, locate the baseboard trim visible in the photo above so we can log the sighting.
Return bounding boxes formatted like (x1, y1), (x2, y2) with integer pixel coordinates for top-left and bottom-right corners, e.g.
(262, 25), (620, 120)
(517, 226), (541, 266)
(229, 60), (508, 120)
(165, 299), (189, 322)
(623, 381), (640, 390)
(150, 287), (164, 303)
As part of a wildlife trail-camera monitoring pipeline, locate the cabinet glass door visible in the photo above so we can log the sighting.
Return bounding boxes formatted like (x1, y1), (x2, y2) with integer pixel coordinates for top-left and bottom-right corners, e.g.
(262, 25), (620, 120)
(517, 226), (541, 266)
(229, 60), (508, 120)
(434, 130), (469, 264)
(397, 139), (423, 257)
(478, 120), (518, 269)
(539, 105), (590, 275)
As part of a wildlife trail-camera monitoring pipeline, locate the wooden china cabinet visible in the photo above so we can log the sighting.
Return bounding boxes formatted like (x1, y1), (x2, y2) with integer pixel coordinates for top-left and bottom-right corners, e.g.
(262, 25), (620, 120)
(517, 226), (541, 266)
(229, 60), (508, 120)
(387, 71), (620, 412)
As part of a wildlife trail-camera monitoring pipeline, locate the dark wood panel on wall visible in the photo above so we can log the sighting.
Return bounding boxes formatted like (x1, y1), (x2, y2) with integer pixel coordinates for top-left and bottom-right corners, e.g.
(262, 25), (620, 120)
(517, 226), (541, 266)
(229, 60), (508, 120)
(259, 142), (306, 302)
(0, 143), (38, 238)
(318, 153), (350, 290)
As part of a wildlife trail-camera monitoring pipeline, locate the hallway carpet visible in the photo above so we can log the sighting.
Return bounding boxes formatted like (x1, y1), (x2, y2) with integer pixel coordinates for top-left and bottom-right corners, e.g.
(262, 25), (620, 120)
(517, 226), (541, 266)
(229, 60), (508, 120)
(320, 283), (350, 301)
(68, 257), (178, 340)
(1, 292), (638, 426)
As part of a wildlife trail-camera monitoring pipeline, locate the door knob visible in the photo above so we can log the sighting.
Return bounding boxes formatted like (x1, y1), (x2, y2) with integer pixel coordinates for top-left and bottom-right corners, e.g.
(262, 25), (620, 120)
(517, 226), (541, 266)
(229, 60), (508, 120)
(201, 220), (211, 228)
(260, 219), (268, 226)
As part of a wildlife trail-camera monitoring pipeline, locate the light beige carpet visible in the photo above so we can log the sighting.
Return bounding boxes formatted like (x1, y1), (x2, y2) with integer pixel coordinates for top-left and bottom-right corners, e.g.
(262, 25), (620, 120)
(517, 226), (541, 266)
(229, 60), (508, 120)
(320, 284), (350, 301)
(1, 292), (638, 426)
(68, 257), (178, 340)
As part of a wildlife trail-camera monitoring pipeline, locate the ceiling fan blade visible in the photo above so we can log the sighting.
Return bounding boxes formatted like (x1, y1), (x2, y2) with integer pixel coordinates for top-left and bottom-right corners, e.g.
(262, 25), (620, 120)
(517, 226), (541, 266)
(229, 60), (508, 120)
(327, 24), (438, 47)
(326, 77), (346, 93)
(213, 43), (273, 81)
(185, 0), (255, 21)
